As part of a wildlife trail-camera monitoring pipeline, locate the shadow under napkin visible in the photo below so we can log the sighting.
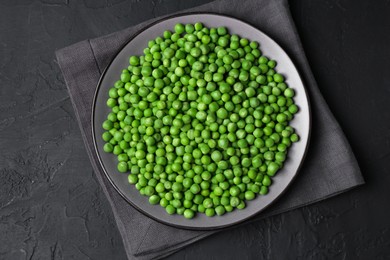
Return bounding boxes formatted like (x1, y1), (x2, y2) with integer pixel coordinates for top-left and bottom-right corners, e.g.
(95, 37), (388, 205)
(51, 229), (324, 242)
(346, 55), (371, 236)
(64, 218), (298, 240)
(55, 0), (364, 259)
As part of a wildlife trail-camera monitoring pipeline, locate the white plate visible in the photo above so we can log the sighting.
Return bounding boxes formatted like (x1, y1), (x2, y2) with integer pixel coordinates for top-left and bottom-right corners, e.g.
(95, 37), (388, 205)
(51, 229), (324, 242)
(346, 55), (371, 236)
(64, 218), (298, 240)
(92, 13), (311, 230)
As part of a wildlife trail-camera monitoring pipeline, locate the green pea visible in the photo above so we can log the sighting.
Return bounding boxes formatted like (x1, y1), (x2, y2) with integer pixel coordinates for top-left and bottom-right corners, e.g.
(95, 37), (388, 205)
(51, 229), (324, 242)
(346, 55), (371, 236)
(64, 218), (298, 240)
(260, 186), (269, 195)
(174, 23), (185, 34)
(102, 23), (301, 219)
(149, 195), (160, 205)
(166, 205), (176, 215)
(215, 205), (226, 216)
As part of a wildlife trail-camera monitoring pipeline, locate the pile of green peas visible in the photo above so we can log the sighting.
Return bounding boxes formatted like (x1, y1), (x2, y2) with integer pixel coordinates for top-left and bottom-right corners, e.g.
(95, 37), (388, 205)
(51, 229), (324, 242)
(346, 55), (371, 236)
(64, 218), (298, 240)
(102, 22), (299, 219)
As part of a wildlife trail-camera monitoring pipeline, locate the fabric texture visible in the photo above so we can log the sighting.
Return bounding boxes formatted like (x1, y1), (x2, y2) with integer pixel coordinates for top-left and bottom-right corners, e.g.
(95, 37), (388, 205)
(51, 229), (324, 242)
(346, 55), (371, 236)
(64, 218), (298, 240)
(56, 0), (364, 259)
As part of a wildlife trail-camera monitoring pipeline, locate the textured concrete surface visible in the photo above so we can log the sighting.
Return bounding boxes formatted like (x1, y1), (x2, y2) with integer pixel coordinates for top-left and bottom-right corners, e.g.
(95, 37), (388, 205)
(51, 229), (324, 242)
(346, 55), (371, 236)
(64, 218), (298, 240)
(0, 0), (389, 259)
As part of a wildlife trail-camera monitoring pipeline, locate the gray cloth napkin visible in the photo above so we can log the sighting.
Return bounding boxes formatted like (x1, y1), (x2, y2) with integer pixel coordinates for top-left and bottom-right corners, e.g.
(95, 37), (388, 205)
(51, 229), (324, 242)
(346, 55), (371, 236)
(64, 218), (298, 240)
(56, 0), (364, 259)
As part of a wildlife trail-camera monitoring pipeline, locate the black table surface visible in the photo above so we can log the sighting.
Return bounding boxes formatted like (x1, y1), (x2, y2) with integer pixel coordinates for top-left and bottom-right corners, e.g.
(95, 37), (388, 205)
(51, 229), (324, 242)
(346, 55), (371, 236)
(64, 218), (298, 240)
(1, 0), (389, 259)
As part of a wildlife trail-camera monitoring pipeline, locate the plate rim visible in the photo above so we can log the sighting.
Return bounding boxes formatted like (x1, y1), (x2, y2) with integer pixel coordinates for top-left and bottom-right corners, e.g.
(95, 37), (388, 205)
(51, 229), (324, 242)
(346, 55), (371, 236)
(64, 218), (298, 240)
(91, 12), (312, 230)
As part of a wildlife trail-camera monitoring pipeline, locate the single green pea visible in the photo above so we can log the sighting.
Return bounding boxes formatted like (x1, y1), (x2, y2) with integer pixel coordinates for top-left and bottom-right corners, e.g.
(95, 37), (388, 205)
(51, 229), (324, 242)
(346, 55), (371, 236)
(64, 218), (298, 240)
(174, 23), (185, 34)
(215, 205), (226, 216)
(260, 186), (269, 195)
(290, 133), (299, 142)
(273, 73), (284, 83)
(262, 175), (272, 186)
(166, 205), (176, 215)
(149, 195), (160, 205)
(103, 143), (113, 153)
(128, 174), (138, 184)
(184, 209), (195, 219)
(244, 190), (255, 200)
(205, 208), (215, 217)
(190, 183), (201, 194)
(267, 162), (280, 176)
(284, 88), (295, 98)
(160, 198), (169, 207)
